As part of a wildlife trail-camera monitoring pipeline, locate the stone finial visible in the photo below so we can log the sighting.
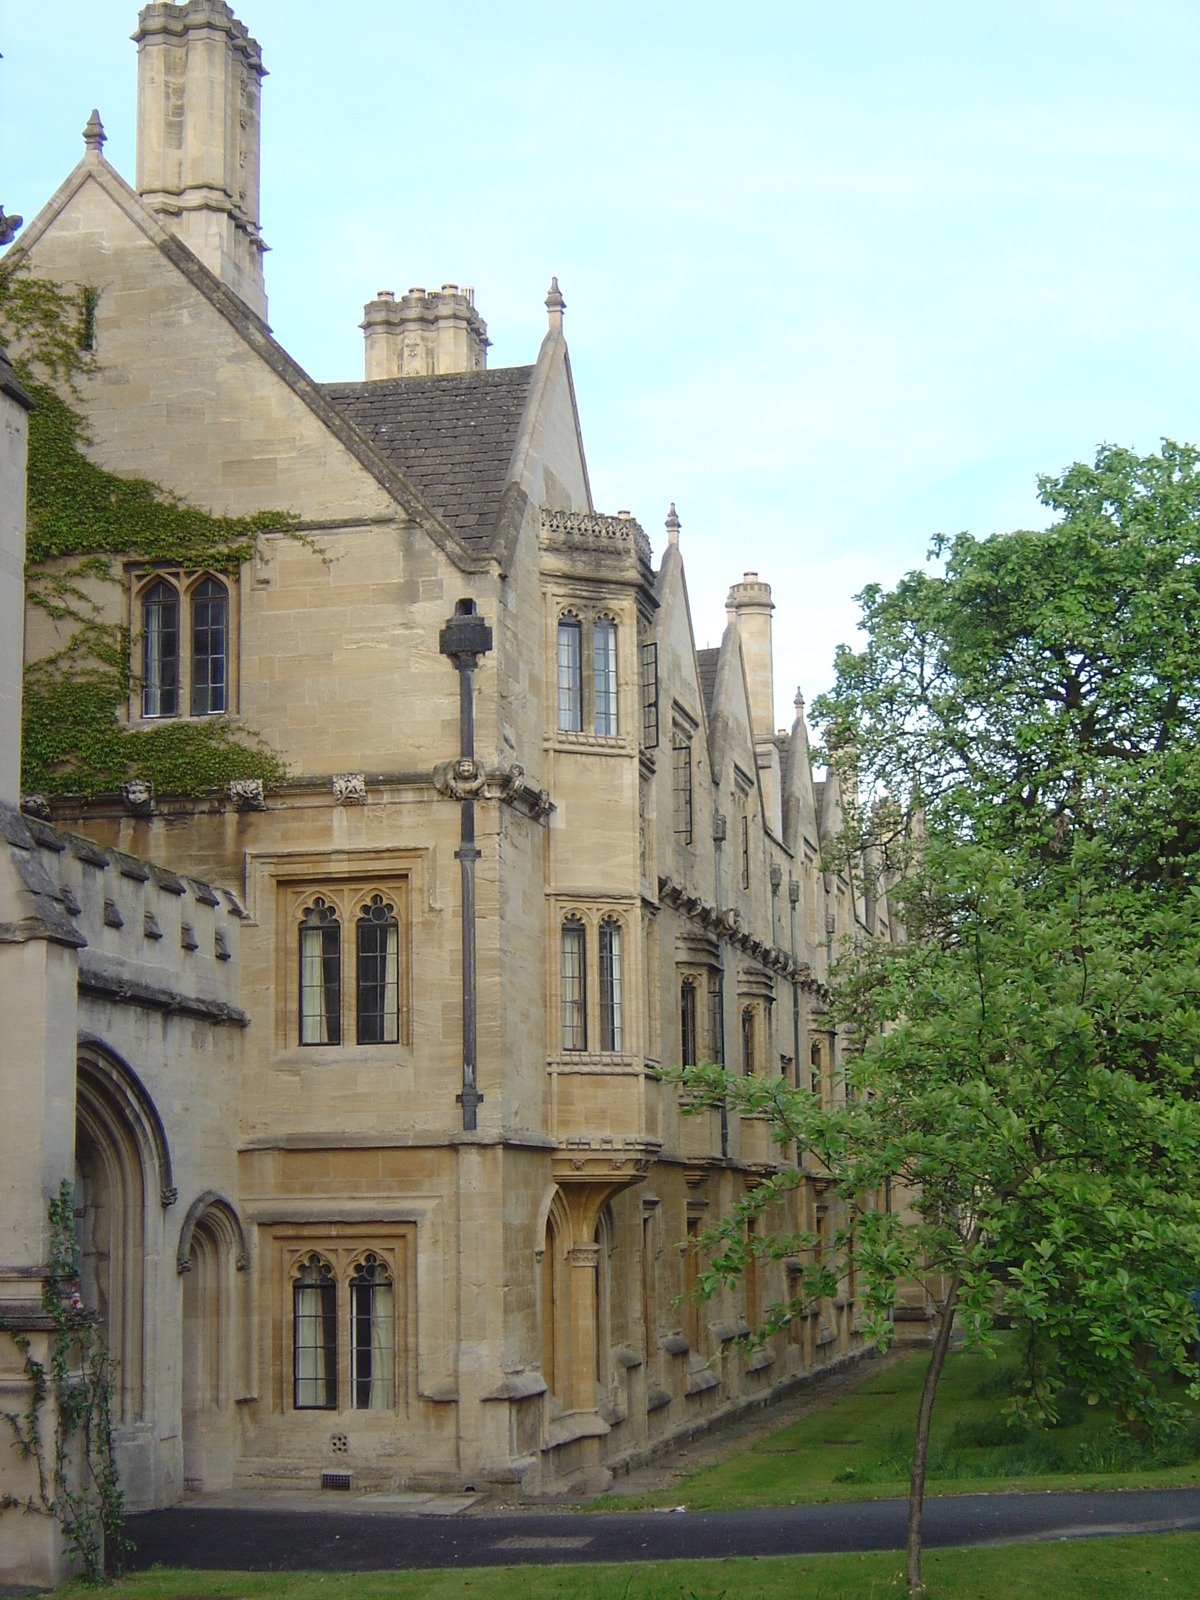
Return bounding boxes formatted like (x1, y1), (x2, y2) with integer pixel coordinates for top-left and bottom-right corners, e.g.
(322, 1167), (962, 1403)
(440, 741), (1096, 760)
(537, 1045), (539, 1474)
(665, 503), (680, 545)
(0, 207), (22, 247)
(794, 688), (805, 717)
(545, 276), (565, 333)
(83, 110), (106, 154)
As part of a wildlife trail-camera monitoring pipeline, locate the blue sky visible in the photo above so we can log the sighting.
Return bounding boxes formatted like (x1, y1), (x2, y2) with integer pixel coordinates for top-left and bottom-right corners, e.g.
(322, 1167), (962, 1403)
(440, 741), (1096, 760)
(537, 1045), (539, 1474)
(4, 1), (1200, 724)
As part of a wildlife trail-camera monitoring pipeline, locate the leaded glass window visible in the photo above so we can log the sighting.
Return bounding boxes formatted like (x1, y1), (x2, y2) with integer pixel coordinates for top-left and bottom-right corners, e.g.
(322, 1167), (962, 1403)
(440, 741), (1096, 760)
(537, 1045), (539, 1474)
(293, 1255), (336, 1409)
(680, 980), (698, 1067)
(558, 617), (582, 731)
(562, 920), (587, 1051)
(349, 1254), (395, 1411)
(594, 619), (618, 736)
(708, 973), (725, 1065)
(357, 895), (399, 1044)
(641, 640), (658, 749)
(300, 899), (341, 1046)
(672, 736), (692, 843)
(599, 919), (623, 1053)
(191, 576), (227, 715)
(742, 1006), (756, 1077)
(141, 580), (179, 718)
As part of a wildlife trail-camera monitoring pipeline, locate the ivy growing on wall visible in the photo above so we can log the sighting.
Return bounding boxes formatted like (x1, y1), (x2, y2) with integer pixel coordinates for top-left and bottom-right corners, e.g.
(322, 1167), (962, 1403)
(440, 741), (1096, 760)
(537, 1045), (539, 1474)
(1, 264), (300, 800)
(0, 1181), (128, 1583)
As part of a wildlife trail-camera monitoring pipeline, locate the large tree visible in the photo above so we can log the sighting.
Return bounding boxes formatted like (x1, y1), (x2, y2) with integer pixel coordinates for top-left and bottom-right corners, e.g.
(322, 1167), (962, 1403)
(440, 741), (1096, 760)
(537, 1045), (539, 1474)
(682, 443), (1200, 1597)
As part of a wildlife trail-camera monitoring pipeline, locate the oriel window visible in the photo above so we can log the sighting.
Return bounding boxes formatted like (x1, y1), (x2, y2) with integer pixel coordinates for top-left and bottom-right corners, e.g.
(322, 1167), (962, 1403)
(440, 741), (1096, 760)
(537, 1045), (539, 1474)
(599, 919), (623, 1053)
(349, 1255), (395, 1411)
(672, 736), (693, 843)
(190, 576), (228, 715)
(299, 899), (341, 1046)
(293, 1255), (337, 1409)
(594, 619), (618, 736)
(141, 580), (179, 718)
(680, 980), (698, 1067)
(557, 617), (582, 731)
(357, 895), (400, 1044)
(561, 920), (587, 1051)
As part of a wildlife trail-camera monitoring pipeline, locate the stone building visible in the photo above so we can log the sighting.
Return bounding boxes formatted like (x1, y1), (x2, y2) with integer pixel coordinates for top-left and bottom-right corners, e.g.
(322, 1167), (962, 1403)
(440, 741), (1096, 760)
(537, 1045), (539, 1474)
(1, 2), (895, 1574)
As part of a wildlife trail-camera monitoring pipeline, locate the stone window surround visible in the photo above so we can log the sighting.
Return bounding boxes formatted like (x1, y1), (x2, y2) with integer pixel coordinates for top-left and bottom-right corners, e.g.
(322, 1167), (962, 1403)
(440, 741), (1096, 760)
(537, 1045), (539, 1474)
(270, 1226), (412, 1418)
(275, 875), (413, 1054)
(547, 597), (630, 752)
(549, 902), (635, 1066)
(125, 564), (240, 725)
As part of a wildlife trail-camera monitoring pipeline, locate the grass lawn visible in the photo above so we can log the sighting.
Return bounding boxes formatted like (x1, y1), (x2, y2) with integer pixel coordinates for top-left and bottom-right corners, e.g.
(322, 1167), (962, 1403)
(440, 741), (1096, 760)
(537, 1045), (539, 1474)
(50, 1535), (1200, 1599)
(598, 1338), (1200, 1511)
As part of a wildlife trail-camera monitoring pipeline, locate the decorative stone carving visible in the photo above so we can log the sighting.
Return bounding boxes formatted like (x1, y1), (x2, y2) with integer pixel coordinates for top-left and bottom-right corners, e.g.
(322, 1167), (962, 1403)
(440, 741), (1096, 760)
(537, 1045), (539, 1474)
(229, 777), (266, 811)
(332, 773), (367, 806)
(433, 758), (486, 801)
(19, 793), (51, 821)
(712, 812), (727, 843)
(770, 862), (783, 891)
(788, 877), (801, 905)
(122, 778), (154, 816)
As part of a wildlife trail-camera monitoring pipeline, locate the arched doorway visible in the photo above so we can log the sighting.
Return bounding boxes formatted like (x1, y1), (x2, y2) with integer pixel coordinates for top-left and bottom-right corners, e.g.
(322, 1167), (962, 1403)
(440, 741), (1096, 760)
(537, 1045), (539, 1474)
(75, 1064), (150, 1426)
(177, 1194), (245, 1490)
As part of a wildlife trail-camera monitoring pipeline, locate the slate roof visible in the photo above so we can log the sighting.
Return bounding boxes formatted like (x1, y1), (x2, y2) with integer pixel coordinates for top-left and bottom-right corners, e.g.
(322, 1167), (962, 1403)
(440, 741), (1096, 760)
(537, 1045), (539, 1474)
(697, 648), (720, 726)
(322, 367), (536, 553)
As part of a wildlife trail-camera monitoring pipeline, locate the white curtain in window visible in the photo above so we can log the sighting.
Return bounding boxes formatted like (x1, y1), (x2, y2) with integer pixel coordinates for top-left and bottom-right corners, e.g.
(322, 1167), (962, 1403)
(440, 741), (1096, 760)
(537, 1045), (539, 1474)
(383, 921), (399, 1044)
(294, 1283), (327, 1404)
(369, 1283), (394, 1410)
(300, 926), (328, 1044)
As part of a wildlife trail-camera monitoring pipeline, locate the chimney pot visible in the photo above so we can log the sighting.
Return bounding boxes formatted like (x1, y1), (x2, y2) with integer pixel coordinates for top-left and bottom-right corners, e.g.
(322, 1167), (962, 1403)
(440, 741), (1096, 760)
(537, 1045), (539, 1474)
(362, 278), (489, 380)
(441, 283), (459, 294)
(377, 289), (395, 302)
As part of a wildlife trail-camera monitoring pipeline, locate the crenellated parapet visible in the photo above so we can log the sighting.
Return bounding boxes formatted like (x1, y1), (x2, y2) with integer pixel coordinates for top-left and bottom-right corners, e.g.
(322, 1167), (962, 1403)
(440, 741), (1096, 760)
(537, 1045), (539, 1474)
(7, 804), (246, 1026)
(539, 508), (654, 583)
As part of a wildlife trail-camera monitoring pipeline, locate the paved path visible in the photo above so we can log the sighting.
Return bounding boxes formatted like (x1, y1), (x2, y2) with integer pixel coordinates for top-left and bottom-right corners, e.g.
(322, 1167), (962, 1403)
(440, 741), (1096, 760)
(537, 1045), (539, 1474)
(127, 1486), (1200, 1572)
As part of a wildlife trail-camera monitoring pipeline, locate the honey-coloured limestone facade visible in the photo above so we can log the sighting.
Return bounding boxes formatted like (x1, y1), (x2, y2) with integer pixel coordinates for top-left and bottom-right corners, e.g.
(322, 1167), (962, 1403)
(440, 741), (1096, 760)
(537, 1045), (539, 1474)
(1, 4), (904, 1574)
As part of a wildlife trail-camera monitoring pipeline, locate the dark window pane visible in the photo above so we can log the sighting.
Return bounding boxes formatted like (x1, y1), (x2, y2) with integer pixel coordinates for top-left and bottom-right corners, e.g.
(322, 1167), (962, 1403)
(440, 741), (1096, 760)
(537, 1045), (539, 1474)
(641, 641), (658, 749)
(142, 580), (179, 718)
(349, 1254), (395, 1410)
(681, 981), (697, 1067)
(191, 577), (228, 715)
(562, 922), (586, 1050)
(672, 738), (692, 843)
(357, 895), (400, 1044)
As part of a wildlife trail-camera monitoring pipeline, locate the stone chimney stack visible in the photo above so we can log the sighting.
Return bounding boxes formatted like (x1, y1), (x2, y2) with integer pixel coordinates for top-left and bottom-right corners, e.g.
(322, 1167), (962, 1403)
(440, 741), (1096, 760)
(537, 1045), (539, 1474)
(361, 285), (489, 380)
(134, 2), (268, 321)
(726, 572), (775, 743)
(727, 572), (783, 837)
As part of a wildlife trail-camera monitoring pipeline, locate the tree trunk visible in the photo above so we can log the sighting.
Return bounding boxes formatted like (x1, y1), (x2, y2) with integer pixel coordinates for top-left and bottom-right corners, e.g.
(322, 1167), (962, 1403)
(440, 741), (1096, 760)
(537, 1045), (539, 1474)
(905, 1271), (963, 1597)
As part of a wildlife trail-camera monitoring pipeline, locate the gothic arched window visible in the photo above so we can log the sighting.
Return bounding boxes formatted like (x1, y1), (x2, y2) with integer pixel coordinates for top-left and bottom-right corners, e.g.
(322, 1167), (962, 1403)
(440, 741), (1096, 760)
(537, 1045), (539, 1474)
(293, 1255), (336, 1409)
(299, 899), (341, 1046)
(561, 919), (587, 1051)
(141, 579), (179, 718)
(599, 918), (623, 1053)
(357, 895), (400, 1045)
(593, 619), (618, 736)
(557, 616), (582, 731)
(190, 576), (228, 715)
(349, 1254), (395, 1410)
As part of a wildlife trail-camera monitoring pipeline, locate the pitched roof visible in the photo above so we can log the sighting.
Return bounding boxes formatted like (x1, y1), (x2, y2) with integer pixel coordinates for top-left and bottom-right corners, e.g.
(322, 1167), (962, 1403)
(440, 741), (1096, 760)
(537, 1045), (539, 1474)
(322, 367), (536, 554)
(696, 647), (720, 726)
